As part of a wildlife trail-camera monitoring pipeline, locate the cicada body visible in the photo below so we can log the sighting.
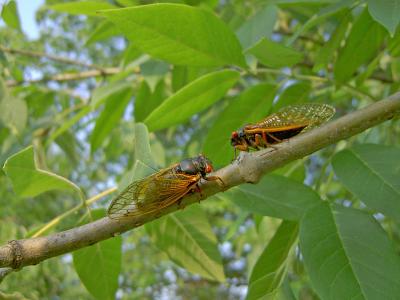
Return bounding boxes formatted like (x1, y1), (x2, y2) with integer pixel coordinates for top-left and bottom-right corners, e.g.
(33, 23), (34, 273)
(231, 103), (335, 152)
(107, 154), (219, 220)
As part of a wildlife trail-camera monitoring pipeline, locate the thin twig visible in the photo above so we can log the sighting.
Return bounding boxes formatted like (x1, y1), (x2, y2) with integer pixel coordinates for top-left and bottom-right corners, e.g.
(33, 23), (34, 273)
(0, 92), (399, 274)
(0, 45), (101, 69)
(5, 67), (121, 87)
(31, 187), (117, 238)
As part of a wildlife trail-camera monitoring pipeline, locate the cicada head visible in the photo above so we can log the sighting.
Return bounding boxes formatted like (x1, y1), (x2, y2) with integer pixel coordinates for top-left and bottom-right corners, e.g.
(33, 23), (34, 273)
(179, 154), (214, 177)
(231, 128), (248, 152)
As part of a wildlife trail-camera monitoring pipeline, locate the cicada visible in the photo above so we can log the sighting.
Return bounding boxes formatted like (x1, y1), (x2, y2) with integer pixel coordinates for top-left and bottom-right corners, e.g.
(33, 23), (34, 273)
(231, 103), (335, 152)
(107, 154), (221, 220)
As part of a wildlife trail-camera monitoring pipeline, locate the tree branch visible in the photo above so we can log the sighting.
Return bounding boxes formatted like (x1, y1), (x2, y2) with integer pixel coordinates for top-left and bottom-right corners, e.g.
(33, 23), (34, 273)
(0, 45), (101, 69)
(0, 92), (399, 276)
(5, 67), (122, 87)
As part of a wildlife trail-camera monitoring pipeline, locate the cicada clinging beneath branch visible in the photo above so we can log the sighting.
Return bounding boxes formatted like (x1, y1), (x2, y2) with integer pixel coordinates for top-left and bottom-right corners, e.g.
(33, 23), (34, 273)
(107, 154), (222, 220)
(231, 103), (335, 153)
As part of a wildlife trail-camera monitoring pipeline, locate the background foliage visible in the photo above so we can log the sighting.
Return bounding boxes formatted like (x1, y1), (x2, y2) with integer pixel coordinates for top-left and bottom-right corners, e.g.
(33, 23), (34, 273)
(0, 0), (400, 299)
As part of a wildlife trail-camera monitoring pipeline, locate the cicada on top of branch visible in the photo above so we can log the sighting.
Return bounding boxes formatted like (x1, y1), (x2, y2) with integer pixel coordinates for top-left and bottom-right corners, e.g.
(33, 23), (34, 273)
(231, 103), (335, 153)
(107, 154), (222, 220)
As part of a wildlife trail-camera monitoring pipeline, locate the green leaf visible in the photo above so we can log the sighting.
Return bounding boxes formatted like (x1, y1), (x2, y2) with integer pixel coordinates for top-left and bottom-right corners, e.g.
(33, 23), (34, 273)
(144, 69), (239, 131)
(48, 81), (133, 144)
(247, 221), (298, 300)
(0, 78), (26, 134)
(203, 83), (276, 166)
(388, 28), (400, 57)
(117, 123), (156, 192)
(0, 95), (27, 135)
(171, 65), (205, 92)
(285, 1), (351, 45)
(300, 203), (400, 300)
(332, 144), (400, 220)
(3, 146), (81, 197)
(101, 4), (246, 67)
(90, 88), (132, 153)
(117, 160), (155, 194)
(48, 1), (116, 16)
(86, 20), (120, 45)
(314, 9), (351, 72)
(134, 80), (166, 122)
(228, 174), (321, 220)
(236, 5), (278, 49)
(274, 81), (311, 110)
(1, 0), (21, 31)
(273, 160), (306, 183)
(47, 105), (92, 145)
(246, 38), (303, 68)
(73, 209), (122, 300)
(223, 212), (248, 241)
(91, 81), (133, 107)
(334, 8), (387, 84)
(140, 60), (169, 91)
(134, 123), (156, 168)
(367, 0), (400, 36)
(146, 205), (225, 282)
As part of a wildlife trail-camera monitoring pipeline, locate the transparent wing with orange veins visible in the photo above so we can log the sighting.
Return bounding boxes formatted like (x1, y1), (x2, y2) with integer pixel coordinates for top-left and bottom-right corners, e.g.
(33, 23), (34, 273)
(245, 103), (335, 133)
(107, 168), (201, 220)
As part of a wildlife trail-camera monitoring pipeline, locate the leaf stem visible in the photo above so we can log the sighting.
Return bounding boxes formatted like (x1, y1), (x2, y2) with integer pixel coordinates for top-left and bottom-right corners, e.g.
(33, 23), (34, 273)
(31, 187), (117, 238)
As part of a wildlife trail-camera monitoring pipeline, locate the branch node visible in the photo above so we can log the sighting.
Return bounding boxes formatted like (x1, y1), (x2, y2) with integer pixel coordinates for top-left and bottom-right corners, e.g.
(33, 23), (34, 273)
(7, 240), (23, 270)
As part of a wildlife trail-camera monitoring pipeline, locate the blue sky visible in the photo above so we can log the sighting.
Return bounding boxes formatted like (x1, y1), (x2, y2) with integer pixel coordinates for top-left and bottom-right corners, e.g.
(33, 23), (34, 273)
(1, 0), (43, 39)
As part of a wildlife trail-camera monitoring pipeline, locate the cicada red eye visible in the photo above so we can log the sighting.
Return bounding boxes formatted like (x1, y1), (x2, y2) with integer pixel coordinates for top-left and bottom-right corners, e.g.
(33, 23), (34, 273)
(205, 164), (213, 173)
(231, 131), (238, 138)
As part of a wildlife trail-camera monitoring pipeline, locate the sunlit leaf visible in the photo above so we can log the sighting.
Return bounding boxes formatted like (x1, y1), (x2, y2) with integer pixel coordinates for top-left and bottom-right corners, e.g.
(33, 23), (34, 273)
(48, 1), (116, 16)
(3, 146), (81, 197)
(300, 203), (400, 300)
(85, 20), (120, 45)
(146, 205), (225, 282)
(1, 0), (21, 31)
(101, 4), (246, 67)
(332, 144), (400, 219)
(144, 69), (239, 131)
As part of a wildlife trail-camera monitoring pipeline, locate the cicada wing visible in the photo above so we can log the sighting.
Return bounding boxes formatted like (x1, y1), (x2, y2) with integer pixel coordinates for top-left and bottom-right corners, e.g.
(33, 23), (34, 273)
(107, 170), (200, 220)
(247, 103), (335, 131)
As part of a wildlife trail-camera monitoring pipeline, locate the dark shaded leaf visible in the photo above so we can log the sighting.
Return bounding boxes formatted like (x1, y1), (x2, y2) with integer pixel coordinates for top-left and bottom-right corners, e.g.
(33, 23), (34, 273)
(300, 203), (400, 300)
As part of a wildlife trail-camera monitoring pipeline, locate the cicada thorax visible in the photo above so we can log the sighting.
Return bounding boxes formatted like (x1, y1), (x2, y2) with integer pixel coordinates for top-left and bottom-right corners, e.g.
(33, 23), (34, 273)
(231, 103), (335, 153)
(107, 154), (218, 220)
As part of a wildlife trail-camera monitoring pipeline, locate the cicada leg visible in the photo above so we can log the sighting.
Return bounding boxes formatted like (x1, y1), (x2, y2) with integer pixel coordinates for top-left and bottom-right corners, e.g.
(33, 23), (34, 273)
(255, 133), (280, 150)
(266, 132), (283, 143)
(194, 184), (203, 203)
(205, 175), (226, 190)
